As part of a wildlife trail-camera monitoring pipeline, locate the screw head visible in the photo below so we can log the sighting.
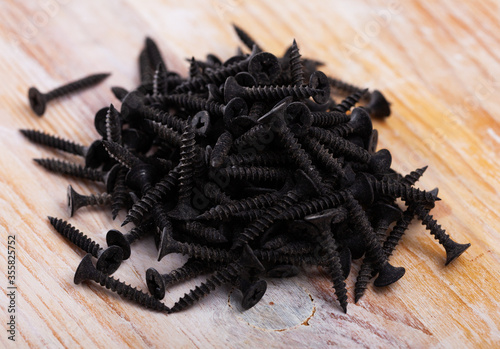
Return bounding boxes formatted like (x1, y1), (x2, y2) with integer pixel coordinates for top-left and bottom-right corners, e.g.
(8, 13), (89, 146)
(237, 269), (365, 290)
(444, 242), (471, 266)
(223, 97), (248, 127)
(234, 72), (257, 87)
(308, 71), (330, 104)
(96, 246), (124, 275)
(374, 263), (405, 287)
(106, 229), (131, 260)
(349, 107), (373, 139)
(285, 102), (312, 137)
(191, 111), (211, 136)
(66, 184), (82, 217)
(74, 254), (96, 284)
(146, 268), (166, 300)
(366, 90), (391, 118)
(369, 149), (392, 174)
(85, 140), (110, 169)
(241, 279), (267, 310)
(28, 87), (47, 116)
(248, 52), (281, 85)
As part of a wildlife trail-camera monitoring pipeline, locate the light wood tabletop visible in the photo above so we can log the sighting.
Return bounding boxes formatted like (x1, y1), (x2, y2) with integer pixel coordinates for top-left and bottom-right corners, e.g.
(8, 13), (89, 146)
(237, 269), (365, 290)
(0, 0), (499, 347)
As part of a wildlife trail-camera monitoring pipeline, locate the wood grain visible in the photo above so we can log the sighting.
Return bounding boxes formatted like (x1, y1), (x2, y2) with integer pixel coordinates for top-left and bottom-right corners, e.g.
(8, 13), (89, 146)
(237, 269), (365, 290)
(1, 0), (499, 347)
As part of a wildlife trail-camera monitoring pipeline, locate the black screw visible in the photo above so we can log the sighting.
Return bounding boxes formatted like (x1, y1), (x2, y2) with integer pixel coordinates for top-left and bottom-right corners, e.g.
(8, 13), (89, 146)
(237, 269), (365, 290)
(74, 254), (171, 312)
(48, 217), (123, 275)
(28, 73), (110, 116)
(67, 185), (112, 217)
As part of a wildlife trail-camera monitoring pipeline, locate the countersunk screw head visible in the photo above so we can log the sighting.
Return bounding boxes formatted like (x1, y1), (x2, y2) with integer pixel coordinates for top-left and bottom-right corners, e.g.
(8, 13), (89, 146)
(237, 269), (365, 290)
(146, 268), (165, 300)
(106, 229), (131, 260)
(365, 90), (391, 118)
(96, 246), (124, 275)
(308, 71), (330, 104)
(373, 263), (406, 287)
(240, 279), (267, 310)
(74, 254), (95, 284)
(28, 87), (46, 116)
(248, 52), (281, 85)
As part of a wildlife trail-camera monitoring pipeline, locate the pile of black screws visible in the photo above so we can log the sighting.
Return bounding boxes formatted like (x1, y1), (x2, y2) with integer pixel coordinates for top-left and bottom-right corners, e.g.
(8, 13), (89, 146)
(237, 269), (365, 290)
(22, 26), (471, 314)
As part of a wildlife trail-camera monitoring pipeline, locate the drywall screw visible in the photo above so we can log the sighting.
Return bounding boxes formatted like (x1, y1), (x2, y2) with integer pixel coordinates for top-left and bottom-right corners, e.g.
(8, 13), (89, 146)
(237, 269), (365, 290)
(328, 76), (367, 98)
(170, 262), (241, 313)
(176, 221), (228, 244)
(363, 90), (391, 118)
(140, 105), (187, 132)
(146, 259), (216, 300)
(354, 203), (402, 302)
(413, 205), (471, 265)
(237, 277), (268, 310)
(224, 71), (331, 104)
(33, 158), (120, 188)
(197, 189), (282, 221)
(48, 217), (123, 275)
(343, 193), (405, 287)
(21, 130), (110, 168)
(20, 129), (86, 156)
(67, 185), (112, 217)
(401, 166), (428, 186)
(152, 62), (168, 96)
(368, 175), (440, 203)
(214, 165), (290, 183)
(28, 73), (110, 116)
(304, 209), (348, 313)
(157, 227), (236, 262)
(74, 254), (171, 312)
(106, 220), (155, 260)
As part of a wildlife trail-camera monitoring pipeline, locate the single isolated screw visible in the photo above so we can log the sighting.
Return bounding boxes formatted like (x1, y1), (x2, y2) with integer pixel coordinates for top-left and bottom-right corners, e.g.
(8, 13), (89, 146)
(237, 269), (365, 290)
(28, 73), (110, 116)
(67, 185), (112, 217)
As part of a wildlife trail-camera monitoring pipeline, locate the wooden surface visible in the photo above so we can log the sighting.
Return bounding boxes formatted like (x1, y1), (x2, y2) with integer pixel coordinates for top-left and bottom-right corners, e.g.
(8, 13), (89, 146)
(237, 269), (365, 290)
(1, 0), (499, 347)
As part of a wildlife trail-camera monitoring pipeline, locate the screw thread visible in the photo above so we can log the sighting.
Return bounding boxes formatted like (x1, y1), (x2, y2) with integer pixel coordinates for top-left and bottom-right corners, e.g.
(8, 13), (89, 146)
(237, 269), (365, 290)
(146, 120), (183, 148)
(111, 166), (129, 219)
(170, 237), (236, 262)
(233, 124), (270, 150)
(289, 40), (304, 86)
(383, 207), (415, 258)
(124, 169), (179, 226)
(277, 192), (347, 221)
(177, 123), (197, 202)
(34, 158), (104, 182)
(310, 111), (350, 127)
(332, 89), (366, 113)
(345, 195), (386, 270)
(45, 73), (110, 101)
(370, 179), (437, 203)
(302, 136), (344, 175)
(233, 192), (300, 248)
(226, 151), (290, 167)
(92, 264), (171, 312)
(152, 63), (168, 96)
(309, 128), (371, 163)
(170, 263), (241, 313)
(105, 105), (122, 144)
(126, 220), (155, 244)
(328, 77), (366, 97)
(278, 129), (326, 193)
(142, 106), (186, 132)
(401, 166), (428, 186)
(178, 221), (228, 243)
(329, 123), (355, 138)
(254, 250), (319, 266)
(276, 241), (315, 255)
(414, 206), (450, 246)
(354, 260), (373, 303)
(162, 259), (214, 288)
(217, 166), (289, 183)
(244, 84), (323, 101)
(233, 24), (262, 51)
(319, 231), (348, 313)
(48, 217), (101, 257)
(102, 141), (141, 169)
(199, 190), (280, 221)
(20, 129), (86, 156)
